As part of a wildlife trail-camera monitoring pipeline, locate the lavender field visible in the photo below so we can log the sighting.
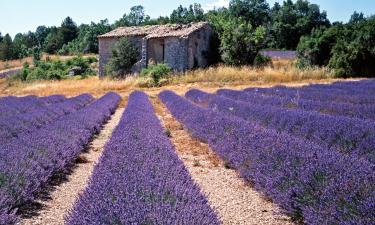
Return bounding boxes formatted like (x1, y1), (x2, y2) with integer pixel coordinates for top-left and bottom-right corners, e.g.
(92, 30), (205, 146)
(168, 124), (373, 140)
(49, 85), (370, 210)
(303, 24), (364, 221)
(0, 79), (374, 225)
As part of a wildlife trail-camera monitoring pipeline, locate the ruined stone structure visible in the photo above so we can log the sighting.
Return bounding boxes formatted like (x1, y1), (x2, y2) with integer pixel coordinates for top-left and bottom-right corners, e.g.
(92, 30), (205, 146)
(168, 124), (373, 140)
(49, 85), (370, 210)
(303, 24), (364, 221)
(98, 22), (213, 77)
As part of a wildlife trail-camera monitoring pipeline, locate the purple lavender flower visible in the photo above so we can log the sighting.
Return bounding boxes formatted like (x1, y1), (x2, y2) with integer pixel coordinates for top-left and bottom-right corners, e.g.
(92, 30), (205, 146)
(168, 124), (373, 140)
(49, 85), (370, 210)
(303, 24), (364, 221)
(0, 92), (120, 223)
(66, 91), (220, 225)
(160, 90), (374, 224)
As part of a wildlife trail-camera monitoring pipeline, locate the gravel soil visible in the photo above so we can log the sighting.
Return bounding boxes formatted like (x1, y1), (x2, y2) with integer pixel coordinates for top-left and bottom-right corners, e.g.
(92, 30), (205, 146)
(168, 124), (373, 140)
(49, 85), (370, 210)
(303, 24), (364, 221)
(18, 108), (124, 225)
(153, 98), (293, 225)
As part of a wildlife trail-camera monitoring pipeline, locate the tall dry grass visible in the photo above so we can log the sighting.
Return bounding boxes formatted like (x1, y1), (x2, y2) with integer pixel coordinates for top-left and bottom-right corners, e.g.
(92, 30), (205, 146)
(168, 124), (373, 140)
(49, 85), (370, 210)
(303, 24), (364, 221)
(0, 59), (340, 98)
(172, 60), (332, 85)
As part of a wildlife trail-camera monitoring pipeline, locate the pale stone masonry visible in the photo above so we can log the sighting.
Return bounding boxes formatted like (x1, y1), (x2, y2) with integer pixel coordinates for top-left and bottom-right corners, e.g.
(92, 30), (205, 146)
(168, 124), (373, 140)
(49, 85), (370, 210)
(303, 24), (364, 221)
(98, 22), (213, 77)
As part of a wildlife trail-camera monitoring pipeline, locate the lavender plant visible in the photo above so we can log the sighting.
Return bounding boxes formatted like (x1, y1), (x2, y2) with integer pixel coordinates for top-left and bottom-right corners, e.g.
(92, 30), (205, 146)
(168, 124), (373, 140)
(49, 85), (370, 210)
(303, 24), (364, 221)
(66, 91), (220, 225)
(245, 85), (375, 105)
(217, 89), (375, 120)
(0, 92), (120, 224)
(159, 90), (375, 225)
(0, 94), (94, 144)
(186, 89), (375, 163)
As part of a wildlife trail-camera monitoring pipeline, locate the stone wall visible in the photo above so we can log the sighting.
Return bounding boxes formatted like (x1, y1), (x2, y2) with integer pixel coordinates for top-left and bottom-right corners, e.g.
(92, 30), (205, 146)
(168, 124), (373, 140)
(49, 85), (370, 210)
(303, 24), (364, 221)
(164, 37), (189, 72)
(147, 38), (165, 64)
(98, 36), (143, 77)
(187, 26), (213, 69)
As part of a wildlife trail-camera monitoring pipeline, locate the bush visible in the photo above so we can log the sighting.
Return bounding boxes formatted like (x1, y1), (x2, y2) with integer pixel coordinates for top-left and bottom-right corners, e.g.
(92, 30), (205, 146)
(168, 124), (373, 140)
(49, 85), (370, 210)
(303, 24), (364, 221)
(140, 64), (172, 87)
(219, 17), (267, 65)
(297, 16), (375, 77)
(15, 56), (96, 81)
(253, 53), (271, 67)
(106, 37), (139, 77)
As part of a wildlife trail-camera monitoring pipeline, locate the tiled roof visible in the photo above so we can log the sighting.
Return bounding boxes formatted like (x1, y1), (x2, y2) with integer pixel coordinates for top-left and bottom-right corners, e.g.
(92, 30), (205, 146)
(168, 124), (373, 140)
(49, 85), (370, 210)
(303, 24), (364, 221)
(98, 22), (209, 39)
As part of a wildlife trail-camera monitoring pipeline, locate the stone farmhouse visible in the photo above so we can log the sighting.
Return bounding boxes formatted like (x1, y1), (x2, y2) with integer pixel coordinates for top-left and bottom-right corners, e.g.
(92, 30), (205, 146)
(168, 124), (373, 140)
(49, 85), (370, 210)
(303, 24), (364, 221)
(98, 22), (213, 77)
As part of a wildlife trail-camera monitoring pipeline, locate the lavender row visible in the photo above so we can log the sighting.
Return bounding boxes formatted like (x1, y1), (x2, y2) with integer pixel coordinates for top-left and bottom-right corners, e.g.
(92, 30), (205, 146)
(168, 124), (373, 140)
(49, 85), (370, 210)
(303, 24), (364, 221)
(66, 91), (219, 225)
(302, 79), (375, 94)
(187, 89), (375, 163)
(0, 94), (66, 118)
(0, 92), (120, 224)
(0, 94), (94, 144)
(0, 68), (21, 79)
(217, 89), (375, 120)
(245, 86), (375, 105)
(159, 90), (374, 225)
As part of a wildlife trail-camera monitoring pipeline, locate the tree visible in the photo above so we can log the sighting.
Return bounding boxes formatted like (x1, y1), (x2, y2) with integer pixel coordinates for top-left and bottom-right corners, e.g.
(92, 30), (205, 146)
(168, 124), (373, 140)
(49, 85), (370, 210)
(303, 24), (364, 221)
(0, 33), (3, 43)
(60, 17), (78, 44)
(0, 34), (14, 60)
(128, 5), (149, 26)
(349, 11), (365, 24)
(35, 26), (51, 47)
(44, 27), (64, 54)
(114, 5), (151, 27)
(106, 38), (140, 77)
(12, 33), (29, 58)
(297, 16), (375, 77)
(60, 19), (112, 54)
(268, 0), (330, 50)
(170, 4), (205, 24)
(228, 0), (270, 27)
(220, 17), (266, 65)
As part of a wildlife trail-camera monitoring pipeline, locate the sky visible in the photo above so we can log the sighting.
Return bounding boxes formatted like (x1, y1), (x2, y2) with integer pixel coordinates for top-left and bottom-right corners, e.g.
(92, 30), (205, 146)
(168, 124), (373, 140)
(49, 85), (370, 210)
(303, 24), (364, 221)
(1, 0), (374, 37)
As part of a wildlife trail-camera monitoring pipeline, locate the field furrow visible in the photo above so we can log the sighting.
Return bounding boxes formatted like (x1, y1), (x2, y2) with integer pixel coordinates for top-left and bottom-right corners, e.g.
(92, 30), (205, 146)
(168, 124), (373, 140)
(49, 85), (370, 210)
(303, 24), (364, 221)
(153, 97), (292, 225)
(19, 108), (124, 225)
(66, 91), (219, 224)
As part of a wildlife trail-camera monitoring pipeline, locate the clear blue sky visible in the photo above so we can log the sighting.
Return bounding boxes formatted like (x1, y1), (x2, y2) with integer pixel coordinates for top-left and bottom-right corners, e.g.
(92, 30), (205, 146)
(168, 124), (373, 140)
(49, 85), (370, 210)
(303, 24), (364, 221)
(1, 0), (374, 37)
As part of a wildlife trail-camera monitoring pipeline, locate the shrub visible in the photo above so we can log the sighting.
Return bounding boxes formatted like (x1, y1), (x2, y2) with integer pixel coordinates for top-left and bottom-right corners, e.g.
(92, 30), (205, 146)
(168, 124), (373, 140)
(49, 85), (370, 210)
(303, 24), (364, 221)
(219, 17), (266, 65)
(140, 63), (172, 87)
(253, 53), (271, 67)
(106, 37), (139, 77)
(297, 16), (375, 77)
(15, 56), (95, 81)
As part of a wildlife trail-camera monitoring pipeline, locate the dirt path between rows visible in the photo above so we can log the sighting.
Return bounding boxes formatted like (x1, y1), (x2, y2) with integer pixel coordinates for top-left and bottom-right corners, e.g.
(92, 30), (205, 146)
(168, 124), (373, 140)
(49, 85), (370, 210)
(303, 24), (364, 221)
(19, 108), (124, 225)
(152, 98), (293, 225)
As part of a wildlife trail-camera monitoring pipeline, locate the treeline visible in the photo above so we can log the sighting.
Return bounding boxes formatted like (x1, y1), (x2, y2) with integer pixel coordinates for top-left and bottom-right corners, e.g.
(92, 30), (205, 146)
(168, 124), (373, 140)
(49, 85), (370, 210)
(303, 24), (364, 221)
(0, 0), (374, 77)
(0, 0), (329, 61)
(297, 12), (375, 77)
(0, 17), (111, 61)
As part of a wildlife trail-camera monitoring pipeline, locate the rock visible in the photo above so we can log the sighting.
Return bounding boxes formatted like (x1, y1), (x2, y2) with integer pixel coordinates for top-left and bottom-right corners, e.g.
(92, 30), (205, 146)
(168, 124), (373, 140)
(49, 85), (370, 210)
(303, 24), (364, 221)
(68, 66), (83, 76)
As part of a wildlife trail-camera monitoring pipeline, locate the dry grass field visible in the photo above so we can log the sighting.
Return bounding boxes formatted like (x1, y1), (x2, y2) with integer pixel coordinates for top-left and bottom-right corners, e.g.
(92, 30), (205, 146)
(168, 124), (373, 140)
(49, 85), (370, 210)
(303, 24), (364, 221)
(0, 59), (344, 99)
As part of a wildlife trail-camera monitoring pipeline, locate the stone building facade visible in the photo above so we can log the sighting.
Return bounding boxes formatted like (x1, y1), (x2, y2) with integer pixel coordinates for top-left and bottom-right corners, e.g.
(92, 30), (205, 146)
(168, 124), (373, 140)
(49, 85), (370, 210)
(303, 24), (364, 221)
(98, 22), (213, 77)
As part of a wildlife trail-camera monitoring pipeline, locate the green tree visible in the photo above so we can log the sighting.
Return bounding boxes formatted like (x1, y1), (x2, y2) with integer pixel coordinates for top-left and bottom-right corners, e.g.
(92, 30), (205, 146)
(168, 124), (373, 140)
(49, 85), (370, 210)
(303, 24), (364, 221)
(170, 4), (205, 24)
(220, 17), (266, 65)
(0, 34), (14, 60)
(35, 26), (51, 47)
(128, 5), (149, 25)
(60, 19), (112, 55)
(60, 17), (78, 44)
(44, 27), (64, 54)
(268, 0), (330, 50)
(297, 16), (375, 77)
(349, 11), (365, 24)
(106, 38), (140, 77)
(114, 5), (151, 27)
(12, 33), (29, 59)
(228, 0), (270, 27)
